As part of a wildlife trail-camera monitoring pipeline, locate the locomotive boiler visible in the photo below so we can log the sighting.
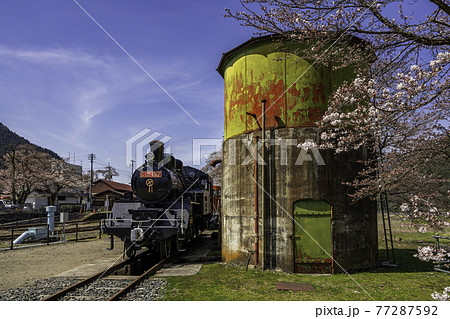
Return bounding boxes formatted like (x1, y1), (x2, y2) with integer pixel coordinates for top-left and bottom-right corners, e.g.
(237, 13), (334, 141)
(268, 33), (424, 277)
(103, 140), (213, 258)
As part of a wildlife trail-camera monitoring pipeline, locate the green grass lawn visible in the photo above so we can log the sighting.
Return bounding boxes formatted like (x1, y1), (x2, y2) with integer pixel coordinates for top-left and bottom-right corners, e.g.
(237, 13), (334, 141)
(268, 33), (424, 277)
(163, 215), (450, 301)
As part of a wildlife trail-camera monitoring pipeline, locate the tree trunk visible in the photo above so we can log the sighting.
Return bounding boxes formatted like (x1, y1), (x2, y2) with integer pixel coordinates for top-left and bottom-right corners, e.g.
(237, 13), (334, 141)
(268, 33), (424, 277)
(48, 194), (57, 206)
(17, 190), (32, 204)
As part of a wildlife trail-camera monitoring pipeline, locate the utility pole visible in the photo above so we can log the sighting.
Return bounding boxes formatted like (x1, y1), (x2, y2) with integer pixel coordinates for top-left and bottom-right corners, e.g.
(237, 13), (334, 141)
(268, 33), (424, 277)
(88, 153), (96, 210)
(130, 159), (135, 175)
(106, 162), (112, 181)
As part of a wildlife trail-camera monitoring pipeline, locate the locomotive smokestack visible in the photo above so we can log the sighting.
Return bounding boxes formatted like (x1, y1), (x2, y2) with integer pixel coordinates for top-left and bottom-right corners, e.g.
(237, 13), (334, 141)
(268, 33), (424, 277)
(150, 140), (164, 163)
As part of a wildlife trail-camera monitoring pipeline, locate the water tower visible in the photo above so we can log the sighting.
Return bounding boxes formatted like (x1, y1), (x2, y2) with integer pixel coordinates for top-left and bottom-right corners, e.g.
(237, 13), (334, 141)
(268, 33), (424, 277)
(217, 34), (378, 273)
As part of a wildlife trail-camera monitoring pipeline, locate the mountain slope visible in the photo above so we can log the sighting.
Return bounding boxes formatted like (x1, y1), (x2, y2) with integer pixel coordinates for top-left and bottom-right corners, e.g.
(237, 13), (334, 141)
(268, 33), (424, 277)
(0, 122), (61, 164)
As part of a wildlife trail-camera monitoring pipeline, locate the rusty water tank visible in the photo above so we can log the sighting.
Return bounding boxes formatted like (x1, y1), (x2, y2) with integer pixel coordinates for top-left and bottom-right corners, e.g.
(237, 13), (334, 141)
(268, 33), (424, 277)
(217, 34), (378, 273)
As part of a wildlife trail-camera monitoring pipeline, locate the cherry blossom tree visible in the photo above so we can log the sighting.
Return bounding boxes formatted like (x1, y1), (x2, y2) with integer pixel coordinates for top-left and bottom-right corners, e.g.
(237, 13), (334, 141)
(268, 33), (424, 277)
(201, 148), (222, 186)
(431, 287), (450, 301)
(40, 157), (87, 206)
(415, 245), (450, 300)
(0, 145), (87, 205)
(0, 145), (49, 204)
(0, 145), (18, 203)
(226, 0), (449, 215)
(227, 0), (449, 299)
(95, 166), (119, 181)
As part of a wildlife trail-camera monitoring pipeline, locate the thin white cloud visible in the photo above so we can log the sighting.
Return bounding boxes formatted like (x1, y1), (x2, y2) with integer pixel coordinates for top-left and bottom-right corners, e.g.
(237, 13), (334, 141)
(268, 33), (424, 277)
(73, 85), (111, 124)
(0, 45), (110, 68)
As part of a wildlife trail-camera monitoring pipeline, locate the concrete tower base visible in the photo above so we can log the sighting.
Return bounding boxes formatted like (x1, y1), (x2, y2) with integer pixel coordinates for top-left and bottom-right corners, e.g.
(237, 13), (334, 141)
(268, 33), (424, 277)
(221, 127), (378, 273)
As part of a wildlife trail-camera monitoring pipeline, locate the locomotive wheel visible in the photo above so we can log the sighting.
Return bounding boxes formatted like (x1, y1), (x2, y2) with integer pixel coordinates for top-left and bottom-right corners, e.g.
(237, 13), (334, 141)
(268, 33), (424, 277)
(194, 226), (199, 238)
(127, 246), (136, 259)
(172, 235), (179, 252)
(183, 227), (192, 245)
(162, 237), (171, 259)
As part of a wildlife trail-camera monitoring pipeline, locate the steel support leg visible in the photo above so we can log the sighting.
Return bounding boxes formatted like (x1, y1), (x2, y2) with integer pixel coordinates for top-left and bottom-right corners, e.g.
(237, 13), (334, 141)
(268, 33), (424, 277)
(106, 235), (114, 250)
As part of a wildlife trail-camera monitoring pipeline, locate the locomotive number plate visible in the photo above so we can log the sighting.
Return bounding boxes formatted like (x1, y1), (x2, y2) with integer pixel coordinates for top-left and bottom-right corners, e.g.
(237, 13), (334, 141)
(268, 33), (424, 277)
(140, 171), (162, 178)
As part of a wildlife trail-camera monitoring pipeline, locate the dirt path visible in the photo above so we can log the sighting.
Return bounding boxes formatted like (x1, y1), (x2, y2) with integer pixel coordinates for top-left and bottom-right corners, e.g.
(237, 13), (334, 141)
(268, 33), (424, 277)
(0, 237), (123, 291)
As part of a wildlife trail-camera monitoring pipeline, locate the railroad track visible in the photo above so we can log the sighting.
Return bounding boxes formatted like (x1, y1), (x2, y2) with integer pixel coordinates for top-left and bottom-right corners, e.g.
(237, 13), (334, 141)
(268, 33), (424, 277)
(42, 251), (166, 301)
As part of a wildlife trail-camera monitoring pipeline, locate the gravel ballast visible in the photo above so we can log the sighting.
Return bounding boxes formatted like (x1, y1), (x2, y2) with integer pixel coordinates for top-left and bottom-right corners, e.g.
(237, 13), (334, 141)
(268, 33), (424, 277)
(120, 278), (167, 301)
(0, 277), (81, 301)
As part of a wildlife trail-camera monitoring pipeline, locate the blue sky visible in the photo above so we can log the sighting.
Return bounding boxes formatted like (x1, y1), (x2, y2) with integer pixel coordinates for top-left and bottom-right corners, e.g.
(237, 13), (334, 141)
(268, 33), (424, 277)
(0, 0), (254, 183)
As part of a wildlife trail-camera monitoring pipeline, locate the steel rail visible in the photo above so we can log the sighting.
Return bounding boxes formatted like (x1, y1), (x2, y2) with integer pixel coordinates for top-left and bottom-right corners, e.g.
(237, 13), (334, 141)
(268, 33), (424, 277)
(41, 250), (150, 301)
(107, 258), (166, 301)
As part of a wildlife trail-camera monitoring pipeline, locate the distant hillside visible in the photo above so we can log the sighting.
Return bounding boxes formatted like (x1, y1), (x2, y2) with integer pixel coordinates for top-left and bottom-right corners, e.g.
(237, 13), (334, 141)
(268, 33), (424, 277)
(0, 122), (61, 165)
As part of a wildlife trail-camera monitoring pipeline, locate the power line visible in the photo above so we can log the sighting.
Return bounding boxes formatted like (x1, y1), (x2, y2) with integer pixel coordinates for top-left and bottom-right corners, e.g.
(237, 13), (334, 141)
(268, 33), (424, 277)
(94, 158), (108, 166)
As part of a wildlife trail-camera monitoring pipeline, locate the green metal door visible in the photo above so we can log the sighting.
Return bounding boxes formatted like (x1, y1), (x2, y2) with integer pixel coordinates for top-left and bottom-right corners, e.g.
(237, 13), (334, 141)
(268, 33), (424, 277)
(294, 200), (332, 273)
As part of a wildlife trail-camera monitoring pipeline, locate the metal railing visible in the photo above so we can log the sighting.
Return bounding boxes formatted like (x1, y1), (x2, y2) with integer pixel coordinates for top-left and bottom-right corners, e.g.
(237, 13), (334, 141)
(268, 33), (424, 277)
(432, 235), (450, 274)
(0, 220), (103, 250)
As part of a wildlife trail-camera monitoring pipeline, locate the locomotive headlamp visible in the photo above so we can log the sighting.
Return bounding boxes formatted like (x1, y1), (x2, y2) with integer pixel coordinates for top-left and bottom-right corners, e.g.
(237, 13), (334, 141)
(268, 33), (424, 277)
(145, 152), (155, 161)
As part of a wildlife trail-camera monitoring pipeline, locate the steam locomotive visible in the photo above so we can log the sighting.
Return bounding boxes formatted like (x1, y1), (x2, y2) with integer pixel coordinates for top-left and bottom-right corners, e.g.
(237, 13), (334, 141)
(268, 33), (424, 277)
(103, 140), (213, 258)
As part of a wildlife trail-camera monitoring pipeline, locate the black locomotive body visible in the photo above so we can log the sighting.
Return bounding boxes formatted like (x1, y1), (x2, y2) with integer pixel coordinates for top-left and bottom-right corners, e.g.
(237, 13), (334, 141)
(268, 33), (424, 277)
(102, 140), (213, 258)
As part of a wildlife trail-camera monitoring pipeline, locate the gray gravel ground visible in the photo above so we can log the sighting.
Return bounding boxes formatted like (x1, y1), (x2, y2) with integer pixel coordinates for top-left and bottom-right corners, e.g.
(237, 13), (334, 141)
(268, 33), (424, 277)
(0, 276), (168, 301)
(0, 277), (81, 301)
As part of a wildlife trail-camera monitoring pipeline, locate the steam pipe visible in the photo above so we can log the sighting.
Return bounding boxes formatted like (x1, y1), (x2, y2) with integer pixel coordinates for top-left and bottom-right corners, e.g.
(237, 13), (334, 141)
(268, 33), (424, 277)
(13, 231), (33, 244)
(246, 111), (261, 266)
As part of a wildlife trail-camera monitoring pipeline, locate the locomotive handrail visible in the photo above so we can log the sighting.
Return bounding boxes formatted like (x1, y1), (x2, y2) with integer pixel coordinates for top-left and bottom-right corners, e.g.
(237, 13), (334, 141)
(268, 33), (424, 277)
(102, 218), (186, 229)
(102, 218), (183, 223)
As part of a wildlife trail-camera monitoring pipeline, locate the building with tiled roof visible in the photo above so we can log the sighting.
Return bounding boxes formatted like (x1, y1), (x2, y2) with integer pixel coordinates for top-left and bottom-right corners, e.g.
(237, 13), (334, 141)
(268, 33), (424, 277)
(92, 179), (132, 210)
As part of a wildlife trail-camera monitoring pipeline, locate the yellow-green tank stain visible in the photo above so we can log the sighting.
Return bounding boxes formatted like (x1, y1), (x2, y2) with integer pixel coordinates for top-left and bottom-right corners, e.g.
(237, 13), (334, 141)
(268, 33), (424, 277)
(217, 35), (359, 140)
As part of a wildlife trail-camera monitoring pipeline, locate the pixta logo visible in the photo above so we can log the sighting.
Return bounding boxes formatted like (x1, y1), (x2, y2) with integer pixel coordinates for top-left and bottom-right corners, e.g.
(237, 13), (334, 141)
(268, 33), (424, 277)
(227, 138), (325, 166)
(192, 138), (222, 165)
(126, 128), (172, 169)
